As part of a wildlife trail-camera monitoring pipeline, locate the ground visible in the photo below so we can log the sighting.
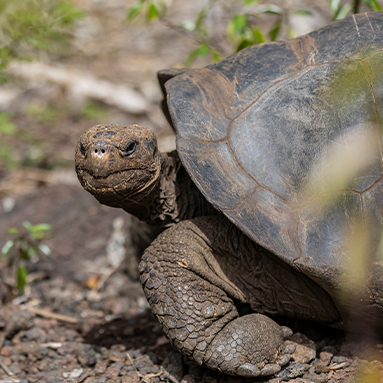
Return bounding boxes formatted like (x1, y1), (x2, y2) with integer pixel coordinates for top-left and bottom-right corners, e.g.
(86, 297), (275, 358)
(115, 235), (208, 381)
(0, 0), (382, 382)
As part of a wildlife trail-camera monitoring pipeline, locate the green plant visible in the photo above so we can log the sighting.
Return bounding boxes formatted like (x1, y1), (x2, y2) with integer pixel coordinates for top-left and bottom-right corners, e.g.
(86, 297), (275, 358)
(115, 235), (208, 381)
(127, 0), (382, 65)
(0, 0), (85, 80)
(329, 0), (353, 19)
(2, 221), (52, 295)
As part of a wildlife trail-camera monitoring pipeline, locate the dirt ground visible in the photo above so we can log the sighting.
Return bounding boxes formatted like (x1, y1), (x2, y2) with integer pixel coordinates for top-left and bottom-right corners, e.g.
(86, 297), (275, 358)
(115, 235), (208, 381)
(0, 0), (383, 382)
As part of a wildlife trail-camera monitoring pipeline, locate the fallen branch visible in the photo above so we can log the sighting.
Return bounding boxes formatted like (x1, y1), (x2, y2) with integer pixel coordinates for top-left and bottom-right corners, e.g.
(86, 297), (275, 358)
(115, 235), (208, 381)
(25, 307), (78, 323)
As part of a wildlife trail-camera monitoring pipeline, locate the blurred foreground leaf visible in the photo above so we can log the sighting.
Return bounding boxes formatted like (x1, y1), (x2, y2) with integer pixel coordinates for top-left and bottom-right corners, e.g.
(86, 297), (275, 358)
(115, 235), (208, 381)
(363, 0), (383, 10)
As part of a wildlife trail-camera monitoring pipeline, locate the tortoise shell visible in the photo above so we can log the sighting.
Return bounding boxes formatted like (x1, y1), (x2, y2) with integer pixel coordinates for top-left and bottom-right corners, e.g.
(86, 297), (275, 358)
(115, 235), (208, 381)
(164, 12), (383, 282)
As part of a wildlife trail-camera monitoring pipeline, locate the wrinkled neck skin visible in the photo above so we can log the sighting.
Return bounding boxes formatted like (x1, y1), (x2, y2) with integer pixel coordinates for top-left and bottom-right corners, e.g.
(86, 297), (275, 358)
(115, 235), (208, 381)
(118, 151), (216, 227)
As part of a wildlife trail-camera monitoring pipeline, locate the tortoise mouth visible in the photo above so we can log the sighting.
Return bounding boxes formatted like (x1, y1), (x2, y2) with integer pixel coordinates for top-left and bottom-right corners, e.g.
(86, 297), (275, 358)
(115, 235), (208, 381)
(78, 168), (136, 190)
(76, 166), (156, 204)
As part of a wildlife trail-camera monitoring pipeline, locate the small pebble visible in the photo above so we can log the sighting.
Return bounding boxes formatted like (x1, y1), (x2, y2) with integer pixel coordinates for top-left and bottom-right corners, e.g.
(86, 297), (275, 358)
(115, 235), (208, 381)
(304, 372), (329, 383)
(289, 334), (316, 364)
(332, 355), (349, 364)
(319, 351), (333, 366)
(278, 362), (310, 381)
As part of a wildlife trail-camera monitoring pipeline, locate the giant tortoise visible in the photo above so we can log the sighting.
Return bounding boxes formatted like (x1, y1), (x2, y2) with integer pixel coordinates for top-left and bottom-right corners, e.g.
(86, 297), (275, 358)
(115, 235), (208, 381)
(75, 12), (383, 377)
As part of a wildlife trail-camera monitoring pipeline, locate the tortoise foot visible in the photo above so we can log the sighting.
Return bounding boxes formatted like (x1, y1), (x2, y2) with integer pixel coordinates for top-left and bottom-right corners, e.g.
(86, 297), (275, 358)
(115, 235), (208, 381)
(204, 314), (294, 377)
(139, 217), (298, 377)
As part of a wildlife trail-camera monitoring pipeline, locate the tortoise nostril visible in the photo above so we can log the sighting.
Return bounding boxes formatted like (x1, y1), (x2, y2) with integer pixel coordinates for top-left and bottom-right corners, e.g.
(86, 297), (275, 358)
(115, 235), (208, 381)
(94, 147), (108, 155)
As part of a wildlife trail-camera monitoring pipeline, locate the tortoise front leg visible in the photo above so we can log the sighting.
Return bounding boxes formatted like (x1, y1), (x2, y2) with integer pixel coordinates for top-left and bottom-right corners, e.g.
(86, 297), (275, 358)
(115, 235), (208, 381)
(138, 216), (294, 377)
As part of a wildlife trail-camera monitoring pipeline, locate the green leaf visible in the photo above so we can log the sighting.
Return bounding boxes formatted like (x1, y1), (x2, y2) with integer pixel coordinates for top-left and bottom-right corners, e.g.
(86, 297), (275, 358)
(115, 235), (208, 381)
(252, 26), (266, 44)
(186, 43), (209, 66)
(38, 243), (51, 257)
(294, 9), (313, 15)
(228, 14), (248, 40)
(7, 227), (19, 234)
(258, 4), (283, 14)
(194, 6), (209, 31)
(182, 20), (195, 31)
(330, 0), (341, 15)
(127, 0), (145, 21)
(194, 44), (209, 58)
(17, 265), (27, 294)
(22, 221), (33, 231)
(236, 38), (255, 51)
(29, 223), (52, 233)
(335, 3), (352, 19)
(147, 2), (159, 20)
(244, 0), (258, 6)
(212, 50), (221, 62)
(269, 20), (281, 41)
(366, 0), (383, 10)
(372, 0), (383, 10)
(2, 239), (15, 258)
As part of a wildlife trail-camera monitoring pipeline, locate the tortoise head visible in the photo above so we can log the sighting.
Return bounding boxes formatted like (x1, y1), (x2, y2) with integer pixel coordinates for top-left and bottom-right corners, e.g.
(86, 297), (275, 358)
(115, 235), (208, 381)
(75, 124), (161, 210)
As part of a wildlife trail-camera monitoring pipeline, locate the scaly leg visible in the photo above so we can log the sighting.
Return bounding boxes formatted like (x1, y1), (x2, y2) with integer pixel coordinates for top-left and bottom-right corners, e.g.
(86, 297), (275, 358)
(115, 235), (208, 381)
(138, 216), (318, 377)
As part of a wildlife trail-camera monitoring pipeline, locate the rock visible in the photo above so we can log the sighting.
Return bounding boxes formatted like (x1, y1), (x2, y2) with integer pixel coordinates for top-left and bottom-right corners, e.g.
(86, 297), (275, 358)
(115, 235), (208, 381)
(288, 333), (316, 364)
(63, 368), (84, 378)
(278, 362), (310, 381)
(77, 344), (97, 366)
(332, 355), (349, 364)
(22, 327), (48, 343)
(304, 372), (329, 383)
(119, 376), (140, 383)
(321, 345), (336, 355)
(0, 304), (34, 342)
(319, 351), (333, 366)
(162, 351), (184, 381)
(105, 363), (122, 378)
(181, 374), (197, 383)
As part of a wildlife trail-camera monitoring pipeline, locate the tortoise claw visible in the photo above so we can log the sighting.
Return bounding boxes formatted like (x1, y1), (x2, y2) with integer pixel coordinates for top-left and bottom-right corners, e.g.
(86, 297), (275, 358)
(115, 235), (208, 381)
(235, 363), (260, 377)
(259, 363), (282, 376)
(236, 361), (283, 378)
(281, 325), (293, 338)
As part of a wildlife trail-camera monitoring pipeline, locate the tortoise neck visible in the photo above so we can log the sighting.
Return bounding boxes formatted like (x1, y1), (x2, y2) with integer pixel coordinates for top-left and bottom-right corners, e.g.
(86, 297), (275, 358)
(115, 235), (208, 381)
(136, 151), (216, 227)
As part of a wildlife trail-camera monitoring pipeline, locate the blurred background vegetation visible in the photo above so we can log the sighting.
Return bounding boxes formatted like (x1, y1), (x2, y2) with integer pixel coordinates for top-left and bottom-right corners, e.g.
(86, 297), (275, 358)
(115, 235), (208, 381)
(0, 0), (381, 178)
(0, 0), (382, 293)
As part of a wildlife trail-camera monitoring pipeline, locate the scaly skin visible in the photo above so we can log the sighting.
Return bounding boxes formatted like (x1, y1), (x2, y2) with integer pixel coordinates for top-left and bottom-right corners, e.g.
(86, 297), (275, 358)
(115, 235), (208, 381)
(139, 216), (340, 377)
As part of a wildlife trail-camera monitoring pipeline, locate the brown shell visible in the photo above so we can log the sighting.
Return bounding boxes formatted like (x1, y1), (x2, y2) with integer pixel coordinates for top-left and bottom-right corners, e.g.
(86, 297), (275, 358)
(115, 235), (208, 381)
(165, 12), (383, 282)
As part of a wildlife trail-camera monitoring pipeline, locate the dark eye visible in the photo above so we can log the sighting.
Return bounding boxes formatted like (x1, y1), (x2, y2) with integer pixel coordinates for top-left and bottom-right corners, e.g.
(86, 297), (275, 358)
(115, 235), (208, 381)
(80, 143), (86, 156)
(123, 142), (136, 156)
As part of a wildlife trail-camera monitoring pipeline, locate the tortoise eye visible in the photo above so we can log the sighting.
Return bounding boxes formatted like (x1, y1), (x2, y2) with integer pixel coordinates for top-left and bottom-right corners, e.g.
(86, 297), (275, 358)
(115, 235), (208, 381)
(123, 142), (136, 157)
(80, 143), (86, 156)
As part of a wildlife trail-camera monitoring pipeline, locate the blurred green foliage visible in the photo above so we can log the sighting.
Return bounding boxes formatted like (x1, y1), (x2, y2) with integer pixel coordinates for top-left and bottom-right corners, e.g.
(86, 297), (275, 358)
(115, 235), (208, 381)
(2, 221), (52, 295)
(25, 102), (60, 123)
(0, 0), (85, 79)
(0, 112), (19, 168)
(127, 0), (382, 66)
(81, 101), (109, 121)
(0, 109), (47, 169)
